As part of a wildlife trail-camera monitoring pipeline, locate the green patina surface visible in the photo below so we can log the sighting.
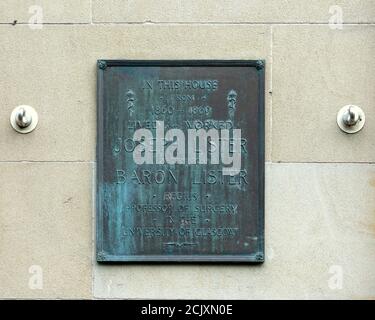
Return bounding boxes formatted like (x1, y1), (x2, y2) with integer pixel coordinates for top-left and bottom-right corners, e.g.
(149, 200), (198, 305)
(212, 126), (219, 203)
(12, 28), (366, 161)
(96, 60), (264, 262)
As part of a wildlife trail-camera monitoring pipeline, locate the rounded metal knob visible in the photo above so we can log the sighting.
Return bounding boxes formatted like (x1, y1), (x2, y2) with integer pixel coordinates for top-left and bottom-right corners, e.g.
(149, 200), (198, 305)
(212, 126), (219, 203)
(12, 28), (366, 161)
(10, 105), (39, 134)
(337, 105), (365, 134)
(342, 106), (360, 127)
(15, 107), (32, 128)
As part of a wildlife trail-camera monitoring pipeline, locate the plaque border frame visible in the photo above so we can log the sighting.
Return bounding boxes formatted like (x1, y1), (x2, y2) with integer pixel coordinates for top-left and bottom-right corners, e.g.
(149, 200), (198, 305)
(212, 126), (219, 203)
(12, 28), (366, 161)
(96, 60), (265, 263)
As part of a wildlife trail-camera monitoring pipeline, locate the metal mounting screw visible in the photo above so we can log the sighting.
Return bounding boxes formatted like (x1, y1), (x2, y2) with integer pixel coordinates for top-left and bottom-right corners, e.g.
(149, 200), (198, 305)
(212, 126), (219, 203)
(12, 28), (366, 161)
(98, 60), (107, 70)
(255, 253), (264, 261)
(97, 251), (106, 261)
(256, 60), (264, 70)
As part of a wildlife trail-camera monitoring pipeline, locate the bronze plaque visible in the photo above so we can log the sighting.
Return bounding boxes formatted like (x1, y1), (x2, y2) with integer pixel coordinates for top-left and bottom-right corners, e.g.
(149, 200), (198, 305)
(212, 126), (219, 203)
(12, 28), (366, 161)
(97, 60), (265, 262)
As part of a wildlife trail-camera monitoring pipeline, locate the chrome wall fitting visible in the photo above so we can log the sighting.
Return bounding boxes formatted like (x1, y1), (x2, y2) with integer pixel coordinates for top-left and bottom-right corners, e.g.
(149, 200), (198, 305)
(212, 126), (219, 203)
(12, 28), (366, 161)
(337, 105), (365, 134)
(10, 105), (39, 134)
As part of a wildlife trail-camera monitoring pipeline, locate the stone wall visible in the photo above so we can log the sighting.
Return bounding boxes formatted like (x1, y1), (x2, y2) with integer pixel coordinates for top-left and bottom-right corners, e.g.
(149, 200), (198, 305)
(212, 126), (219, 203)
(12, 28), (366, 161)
(0, 0), (374, 299)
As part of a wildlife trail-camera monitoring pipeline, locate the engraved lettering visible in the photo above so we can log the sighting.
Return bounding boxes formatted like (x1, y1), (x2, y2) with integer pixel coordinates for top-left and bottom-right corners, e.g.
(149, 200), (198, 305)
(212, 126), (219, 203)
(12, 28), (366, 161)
(116, 169), (126, 184)
(142, 80), (153, 90)
(133, 129), (153, 164)
(132, 121), (241, 176)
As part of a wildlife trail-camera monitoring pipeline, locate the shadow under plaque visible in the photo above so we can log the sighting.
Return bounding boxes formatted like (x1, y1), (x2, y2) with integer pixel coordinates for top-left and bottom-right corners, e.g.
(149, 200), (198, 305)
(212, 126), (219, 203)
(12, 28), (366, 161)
(96, 60), (265, 263)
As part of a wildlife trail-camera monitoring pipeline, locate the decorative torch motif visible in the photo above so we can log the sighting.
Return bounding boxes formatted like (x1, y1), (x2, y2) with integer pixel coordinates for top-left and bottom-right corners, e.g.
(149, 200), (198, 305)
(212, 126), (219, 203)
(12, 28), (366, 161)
(227, 89), (237, 118)
(126, 89), (136, 115)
